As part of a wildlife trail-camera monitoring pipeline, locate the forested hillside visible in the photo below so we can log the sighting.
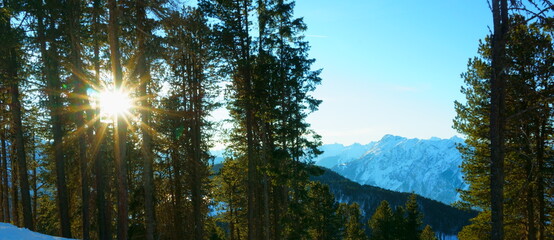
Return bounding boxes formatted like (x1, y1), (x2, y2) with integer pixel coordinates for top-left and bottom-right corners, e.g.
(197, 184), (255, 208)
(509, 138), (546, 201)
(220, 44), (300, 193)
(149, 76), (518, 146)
(311, 168), (476, 237)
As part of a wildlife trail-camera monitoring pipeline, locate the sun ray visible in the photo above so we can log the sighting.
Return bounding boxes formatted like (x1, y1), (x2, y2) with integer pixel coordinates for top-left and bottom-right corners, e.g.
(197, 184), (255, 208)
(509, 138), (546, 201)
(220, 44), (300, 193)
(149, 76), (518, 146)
(134, 105), (184, 117)
(136, 121), (160, 140)
(90, 123), (110, 160)
(120, 114), (138, 133)
(66, 114), (102, 142)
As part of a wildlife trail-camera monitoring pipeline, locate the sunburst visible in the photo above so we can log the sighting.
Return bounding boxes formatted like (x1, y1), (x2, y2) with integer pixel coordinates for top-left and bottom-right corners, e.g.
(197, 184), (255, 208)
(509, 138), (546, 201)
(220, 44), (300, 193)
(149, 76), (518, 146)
(97, 89), (134, 121)
(62, 66), (164, 163)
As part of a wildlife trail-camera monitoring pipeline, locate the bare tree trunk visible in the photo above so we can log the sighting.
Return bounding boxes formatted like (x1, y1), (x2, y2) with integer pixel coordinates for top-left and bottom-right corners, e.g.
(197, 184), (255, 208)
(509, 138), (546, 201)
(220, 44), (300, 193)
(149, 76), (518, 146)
(107, 0), (128, 239)
(490, 1), (508, 239)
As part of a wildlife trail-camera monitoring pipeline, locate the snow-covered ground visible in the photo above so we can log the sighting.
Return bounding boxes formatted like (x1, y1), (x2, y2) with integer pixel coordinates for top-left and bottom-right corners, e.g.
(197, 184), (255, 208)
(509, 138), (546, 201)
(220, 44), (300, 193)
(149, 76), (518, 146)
(0, 223), (74, 240)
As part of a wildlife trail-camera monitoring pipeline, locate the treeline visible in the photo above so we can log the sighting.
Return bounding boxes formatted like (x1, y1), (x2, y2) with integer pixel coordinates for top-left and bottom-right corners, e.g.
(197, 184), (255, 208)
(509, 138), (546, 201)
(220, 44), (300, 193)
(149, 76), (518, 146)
(454, 11), (554, 240)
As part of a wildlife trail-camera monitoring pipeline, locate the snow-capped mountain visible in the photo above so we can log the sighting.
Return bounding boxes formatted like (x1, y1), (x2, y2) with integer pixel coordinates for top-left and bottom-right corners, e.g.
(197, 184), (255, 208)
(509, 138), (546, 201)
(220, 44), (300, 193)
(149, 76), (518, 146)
(314, 135), (466, 204)
(312, 142), (375, 168)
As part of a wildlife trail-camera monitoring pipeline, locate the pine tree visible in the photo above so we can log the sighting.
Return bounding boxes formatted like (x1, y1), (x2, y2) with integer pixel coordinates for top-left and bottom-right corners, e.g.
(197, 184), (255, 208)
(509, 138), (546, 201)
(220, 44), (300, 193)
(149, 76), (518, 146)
(200, 1), (322, 240)
(156, 5), (217, 239)
(134, 0), (156, 238)
(403, 194), (423, 240)
(338, 202), (368, 240)
(215, 158), (248, 240)
(455, 16), (554, 240)
(27, 0), (72, 235)
(107, 0), (129, 238)
(306, 181), (340, 240)
(1, 0), (34, 230)
(369, 200), (395, 240)
(89, 0), (112, 238)
(489, 2), (509, 239)
(64, 0), (90, 237)
(420, 225), (437, 240)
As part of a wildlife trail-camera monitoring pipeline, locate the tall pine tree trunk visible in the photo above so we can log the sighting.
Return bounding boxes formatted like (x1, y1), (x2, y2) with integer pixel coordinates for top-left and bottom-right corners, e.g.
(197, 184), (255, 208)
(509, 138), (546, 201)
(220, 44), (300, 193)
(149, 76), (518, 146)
(107, 0), (129, 239)
(11, 158), (19, 226)
(66, 0), (90, 238)
(238, 1), (258, 238)
(36, 5), (72, 235)
(95, 126), (111, 240)
(0, 120), (5, 223)
(490, 1), (508, 239)
(91, 0), (111, 238)
(170, 147), (184, 240)
(10, 90), (31, 229)
(6, 19), (34, 231)
(536, 120), (546, 240)
(191, 57), (204, 240)
(1, 128), (9, 222)
(523, 126), (536, 240)
(135, 1), (156, 238)
(256, 3), (271, 238)
(31, 133), (37, 224)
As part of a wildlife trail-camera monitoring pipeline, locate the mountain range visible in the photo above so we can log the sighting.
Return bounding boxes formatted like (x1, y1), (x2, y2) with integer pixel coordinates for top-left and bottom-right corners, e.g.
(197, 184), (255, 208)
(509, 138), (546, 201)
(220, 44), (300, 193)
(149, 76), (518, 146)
(313, 135), (466, 204)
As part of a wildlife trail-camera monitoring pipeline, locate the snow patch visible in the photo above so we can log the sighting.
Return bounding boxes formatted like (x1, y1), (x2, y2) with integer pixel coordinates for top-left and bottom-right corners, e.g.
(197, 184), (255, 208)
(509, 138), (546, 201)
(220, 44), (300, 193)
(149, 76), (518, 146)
(0, 223), (75, 240)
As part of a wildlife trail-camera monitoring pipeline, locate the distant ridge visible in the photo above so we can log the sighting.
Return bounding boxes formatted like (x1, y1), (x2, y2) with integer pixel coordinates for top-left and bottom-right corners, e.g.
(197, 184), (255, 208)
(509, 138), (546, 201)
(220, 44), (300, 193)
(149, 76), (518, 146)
(313, 135), (466, 204)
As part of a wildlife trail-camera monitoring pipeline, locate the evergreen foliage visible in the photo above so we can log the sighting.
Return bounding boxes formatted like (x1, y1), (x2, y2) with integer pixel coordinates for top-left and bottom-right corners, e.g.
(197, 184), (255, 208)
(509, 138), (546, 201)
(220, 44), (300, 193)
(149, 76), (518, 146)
(402, 194), (423, 240)
(420, 225), (437, 240)
(338, 202), (368, 240)
(454, 15), (554, 240)
(368, 196), (434, 240)
(368, 200), (395, 240)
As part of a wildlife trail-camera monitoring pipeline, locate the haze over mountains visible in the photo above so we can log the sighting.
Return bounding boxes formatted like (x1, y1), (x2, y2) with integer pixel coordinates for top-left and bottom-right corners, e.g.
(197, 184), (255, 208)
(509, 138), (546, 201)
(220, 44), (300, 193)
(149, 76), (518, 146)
(313, 135), (466, 204)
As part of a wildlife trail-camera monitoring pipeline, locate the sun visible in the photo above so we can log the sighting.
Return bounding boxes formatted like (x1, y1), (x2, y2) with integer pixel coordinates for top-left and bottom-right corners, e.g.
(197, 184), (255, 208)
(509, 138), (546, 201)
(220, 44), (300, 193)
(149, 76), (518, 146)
(98, 89), (133, 119)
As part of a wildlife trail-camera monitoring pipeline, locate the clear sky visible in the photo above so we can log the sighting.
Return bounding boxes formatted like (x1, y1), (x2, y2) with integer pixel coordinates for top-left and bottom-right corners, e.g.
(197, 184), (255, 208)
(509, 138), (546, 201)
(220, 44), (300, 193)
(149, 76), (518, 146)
(293, 0), (493, 145)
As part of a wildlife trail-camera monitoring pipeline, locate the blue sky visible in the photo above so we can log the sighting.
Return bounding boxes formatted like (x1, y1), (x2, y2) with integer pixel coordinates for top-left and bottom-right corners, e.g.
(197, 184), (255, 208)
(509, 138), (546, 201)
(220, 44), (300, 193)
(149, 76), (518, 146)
(294, 0), (493, 144)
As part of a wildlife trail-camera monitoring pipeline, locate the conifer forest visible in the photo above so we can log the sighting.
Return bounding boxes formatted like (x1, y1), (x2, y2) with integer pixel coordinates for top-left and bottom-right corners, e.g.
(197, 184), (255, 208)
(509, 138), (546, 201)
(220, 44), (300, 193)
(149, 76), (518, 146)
(0, 0), (553, 239)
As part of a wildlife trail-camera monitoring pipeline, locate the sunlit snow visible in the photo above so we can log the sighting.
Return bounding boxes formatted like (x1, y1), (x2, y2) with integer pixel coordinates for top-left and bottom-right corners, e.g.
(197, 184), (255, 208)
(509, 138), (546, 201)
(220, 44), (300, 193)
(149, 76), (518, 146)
(0, 223), (75, 240)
